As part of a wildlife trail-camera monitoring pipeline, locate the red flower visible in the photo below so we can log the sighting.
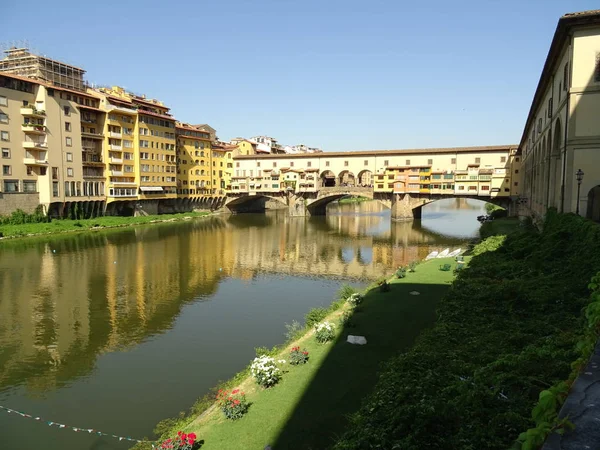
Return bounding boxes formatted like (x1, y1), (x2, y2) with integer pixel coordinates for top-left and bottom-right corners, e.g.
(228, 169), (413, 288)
(303, 351), (308, 355)
(233, 399), (240, 405)
(177, 431), (182, 436)
(241, 392), (245, 396)
(188, 432), (197, 441)
(232, 389), (239, 394)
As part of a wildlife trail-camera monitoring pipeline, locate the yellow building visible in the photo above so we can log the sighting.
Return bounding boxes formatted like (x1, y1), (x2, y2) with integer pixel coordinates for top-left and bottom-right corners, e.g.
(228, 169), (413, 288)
(211, 141), (236, 195)
(176, 123), (212, 197)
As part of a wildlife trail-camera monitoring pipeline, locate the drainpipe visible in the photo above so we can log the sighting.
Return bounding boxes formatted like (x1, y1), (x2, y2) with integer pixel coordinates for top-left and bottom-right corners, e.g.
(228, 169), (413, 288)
(560, 36), (572, 213)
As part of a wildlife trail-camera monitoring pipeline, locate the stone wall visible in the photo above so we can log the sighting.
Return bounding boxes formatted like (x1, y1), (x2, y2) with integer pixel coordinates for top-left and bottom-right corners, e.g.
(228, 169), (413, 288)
(0, 193), (40, 216)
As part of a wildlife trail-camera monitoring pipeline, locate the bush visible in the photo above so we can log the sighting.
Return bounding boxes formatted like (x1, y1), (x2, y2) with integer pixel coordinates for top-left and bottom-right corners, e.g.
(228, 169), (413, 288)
(490, 208), (508, 219)
(346, 293), (363, 306)
(289, 347), (309, 365)
(314, 321), (336, 343)
(339, 310), (354, 327)
(250, 355), (282, 388)
(334, 211), (600, 450)
(338, 284), (357, 300)
(284, 320), (303, 341)
(395, 266), (407, 278)
(408, 261), (418, 272)
(216, 389), (249, 420)
(157, 431), (198, 449)
(472, 235), (505, 256)
(305, 307), (328, 328)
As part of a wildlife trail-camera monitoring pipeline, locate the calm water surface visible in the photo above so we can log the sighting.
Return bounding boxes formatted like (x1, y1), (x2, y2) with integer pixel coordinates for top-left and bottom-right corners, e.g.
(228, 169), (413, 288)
(0, 199), (485, 450)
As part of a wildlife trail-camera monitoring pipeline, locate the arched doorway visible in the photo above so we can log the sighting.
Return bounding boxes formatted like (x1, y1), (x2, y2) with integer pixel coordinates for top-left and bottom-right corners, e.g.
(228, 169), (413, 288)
(320, 170), (336, 187)
(338, 170), (355, 187)
(587, 185), (600, 222)
(358, 170), (373, 187)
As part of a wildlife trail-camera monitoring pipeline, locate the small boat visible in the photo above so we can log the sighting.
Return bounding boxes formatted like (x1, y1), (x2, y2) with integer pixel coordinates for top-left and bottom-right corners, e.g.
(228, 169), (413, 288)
(448, 248), (462, 258)
(425, 251), (439, 260)
(437, 248), (450, 258)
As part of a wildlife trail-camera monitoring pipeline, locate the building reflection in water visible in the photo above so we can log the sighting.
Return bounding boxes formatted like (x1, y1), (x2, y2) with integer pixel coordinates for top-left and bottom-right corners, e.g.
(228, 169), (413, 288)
(0, 199), (481, 395)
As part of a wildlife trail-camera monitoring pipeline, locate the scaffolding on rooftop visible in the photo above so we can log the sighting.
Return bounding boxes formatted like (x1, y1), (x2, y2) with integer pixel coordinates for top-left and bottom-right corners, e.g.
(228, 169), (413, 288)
(0, 47), (87, 92)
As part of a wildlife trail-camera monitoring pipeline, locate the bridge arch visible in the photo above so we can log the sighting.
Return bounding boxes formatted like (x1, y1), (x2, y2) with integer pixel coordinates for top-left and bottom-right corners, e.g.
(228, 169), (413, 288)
(357, 170), (373, 187)
(225, 193), (287, 213)
(320, 170), (336, 187)
(338, 170), (356, 187)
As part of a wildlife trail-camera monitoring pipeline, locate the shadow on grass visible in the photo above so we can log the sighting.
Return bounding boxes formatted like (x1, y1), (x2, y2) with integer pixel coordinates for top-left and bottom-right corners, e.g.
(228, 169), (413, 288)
(272, 277), (452, 449)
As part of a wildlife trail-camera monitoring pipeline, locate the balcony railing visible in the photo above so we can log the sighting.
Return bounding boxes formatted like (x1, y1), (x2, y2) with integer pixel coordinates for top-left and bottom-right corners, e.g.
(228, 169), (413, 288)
(21, 124), (46, 134)
(110, 157), (123, 164)
(23, 141), (47, 149)
(109, 144), (122, 151)
(23, 157), (48, 166)
(20, 106), (46, 117)
(110, 170), (124, 176)
(81, 131), (103, 139)
(109, 132), (122, 138)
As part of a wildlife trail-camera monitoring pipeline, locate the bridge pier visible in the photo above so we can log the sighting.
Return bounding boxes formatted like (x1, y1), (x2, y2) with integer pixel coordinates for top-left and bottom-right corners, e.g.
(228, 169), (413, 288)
(288, 193), (310, 217)
(391, 193), (427, 221)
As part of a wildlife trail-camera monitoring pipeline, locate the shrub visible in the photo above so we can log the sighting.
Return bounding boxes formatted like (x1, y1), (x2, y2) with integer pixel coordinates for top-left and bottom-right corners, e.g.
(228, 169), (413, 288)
(284, 320), (303, 341)
(305, 307), (328, 328)
(395, 267), (407, 278)
(157, 431), (198, 449)
(289, 347), (309, 365)
(346, 293), (363, 306)
(315, 321), (336, 343)
(216, 388), (249, 420)
(250, 355), (282, 388)
(329, 298), (346, 312)
(408, 261), (418, 272)
(472, 235), (505, 256)
(379, 280), (391, 292)
(338, 284), (357, 300)
(339, 310), (354, 327)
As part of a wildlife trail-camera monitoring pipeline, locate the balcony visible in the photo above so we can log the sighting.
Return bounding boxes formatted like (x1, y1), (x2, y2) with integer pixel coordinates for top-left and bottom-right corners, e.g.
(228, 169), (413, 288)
(21, 124), (46, 135)
(20, 106), (46, 118)
(109, 144), (122, 151)
(109, 131), (122, 138)
(81, 117), (97, 124)
(110, 170), (124, 176)
(23, 141), (47, 149)
(82, 173), (105, 179)
(23, 157), (48, 166)
(82, 157), (104, 166)
(110, 157), (123, 164)
(81, 131), (103, 139)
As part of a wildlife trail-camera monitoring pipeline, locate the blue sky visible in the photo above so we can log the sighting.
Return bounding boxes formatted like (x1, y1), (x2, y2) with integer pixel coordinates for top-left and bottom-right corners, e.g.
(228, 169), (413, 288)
(1, 0), (597, 150)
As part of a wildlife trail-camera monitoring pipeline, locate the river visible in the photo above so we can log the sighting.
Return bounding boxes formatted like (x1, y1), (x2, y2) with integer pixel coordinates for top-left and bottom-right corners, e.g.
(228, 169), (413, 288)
(0, 198), (485, 450)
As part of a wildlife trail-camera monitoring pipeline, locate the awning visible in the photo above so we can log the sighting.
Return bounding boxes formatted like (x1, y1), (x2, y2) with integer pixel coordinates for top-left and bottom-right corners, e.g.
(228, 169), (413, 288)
(140, 186), (164, 192)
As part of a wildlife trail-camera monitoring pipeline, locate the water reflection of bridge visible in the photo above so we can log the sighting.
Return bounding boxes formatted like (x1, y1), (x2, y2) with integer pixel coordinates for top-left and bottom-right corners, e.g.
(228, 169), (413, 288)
(0, 212), (468, 394)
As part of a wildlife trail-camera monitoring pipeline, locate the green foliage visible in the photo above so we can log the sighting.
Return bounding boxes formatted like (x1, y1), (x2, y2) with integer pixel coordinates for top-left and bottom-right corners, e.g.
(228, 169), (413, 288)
(254, 345), (280, 358)
(485, 202), (503, 214)
(335, 211), (600, 450)
(0, 206), (49, 225)
(328, 298), (346, 312)
(304, 307), (328, 328)
(338, 284), (358, 300)
(472, 234), (506, 255)
(289, 347), (309, 365)
(314, 321), (336, 344)
(395, 266), (407, 278)
(490, 208), (508, 219)
(339, 310), (355, 327)
(408, 261), (418, 272)
(284, 320), (303, 341)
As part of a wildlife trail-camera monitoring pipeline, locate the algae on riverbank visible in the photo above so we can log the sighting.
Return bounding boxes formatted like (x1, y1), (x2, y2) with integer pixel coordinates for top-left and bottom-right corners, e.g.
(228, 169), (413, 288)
(0, 211), (210, 239)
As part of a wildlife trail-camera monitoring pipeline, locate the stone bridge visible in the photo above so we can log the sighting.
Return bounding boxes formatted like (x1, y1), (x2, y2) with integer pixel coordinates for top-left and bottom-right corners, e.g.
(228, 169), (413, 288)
(225, 186), (512, 221)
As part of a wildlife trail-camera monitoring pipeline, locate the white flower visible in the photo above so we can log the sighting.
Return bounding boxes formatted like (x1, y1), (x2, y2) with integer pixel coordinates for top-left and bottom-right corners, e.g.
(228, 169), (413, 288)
(278, 359), (287, 364)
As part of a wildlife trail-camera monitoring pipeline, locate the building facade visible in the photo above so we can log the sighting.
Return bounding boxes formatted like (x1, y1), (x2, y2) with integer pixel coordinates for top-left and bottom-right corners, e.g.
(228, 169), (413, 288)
(520, 10), (600, 221)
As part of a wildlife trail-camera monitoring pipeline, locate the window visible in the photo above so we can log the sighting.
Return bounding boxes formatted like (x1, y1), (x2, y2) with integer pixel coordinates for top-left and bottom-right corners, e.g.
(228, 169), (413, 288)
(26, 166), (33, 175)
(64, 106), (70, 116)
(52, 167), (59, 179)
(515, 169), (519, 174)
(290, 162), (294, 167)
(475, 157), (481, 164)
(256, 162), (261, 168)
(514, 182), (519, 186)
(65, 122), (71, 132)
(595, 54), (600, 82)
(458, 185), (465, 190)
(564, 62), (570, 88)
(344, 161), (349, 167)
(273, 162), (277, 168)
(0, 96), (7, 106)
(1, 131), (9, 141)
(308, 161), (312, 167)
(451, 158), (456, 164)
(2, 165), (11, 175)
(481, 185), (490, 191)
(515, 157), (520, 162)
(1, 148), (9, 158)
(405, 159), (410, 165)
(384, 160), (389, 166)
(427, 159), (433, 165)
(65, 137), (72, 146)
(326, 161), (330, 167)
(52, 181), (59, 197)
(0, 113), (7, 124)
(501, 156), (506, 163)
(3, 180), (18, 192)
(23, 180), (37, 193)
(66, 152), (73, 162)
(67, 168), (74, 177)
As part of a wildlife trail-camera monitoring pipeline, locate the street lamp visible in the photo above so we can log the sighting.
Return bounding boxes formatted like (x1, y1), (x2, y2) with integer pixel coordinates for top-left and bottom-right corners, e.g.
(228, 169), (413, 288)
(576, 169), (584, 215)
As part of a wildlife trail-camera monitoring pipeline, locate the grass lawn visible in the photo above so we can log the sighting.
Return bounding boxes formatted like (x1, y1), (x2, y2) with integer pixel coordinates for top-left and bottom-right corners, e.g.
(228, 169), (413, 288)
(175, 258), (465, 450)
(0, 211), (210, 239)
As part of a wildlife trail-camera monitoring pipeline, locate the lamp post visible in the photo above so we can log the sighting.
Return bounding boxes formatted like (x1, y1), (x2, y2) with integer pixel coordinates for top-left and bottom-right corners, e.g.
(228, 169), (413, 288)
(576, 169), (584, 215)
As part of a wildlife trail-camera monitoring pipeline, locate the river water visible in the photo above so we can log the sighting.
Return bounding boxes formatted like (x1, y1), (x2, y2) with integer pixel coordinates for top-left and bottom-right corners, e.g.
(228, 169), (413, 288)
(0, 198), (485, 450)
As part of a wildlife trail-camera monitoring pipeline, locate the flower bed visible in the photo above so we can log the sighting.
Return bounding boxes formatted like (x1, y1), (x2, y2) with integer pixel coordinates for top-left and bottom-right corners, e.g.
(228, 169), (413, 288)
(216, 388), (249, 420)
(315, 321), (336, 343)
(289, 347), (309, 365)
